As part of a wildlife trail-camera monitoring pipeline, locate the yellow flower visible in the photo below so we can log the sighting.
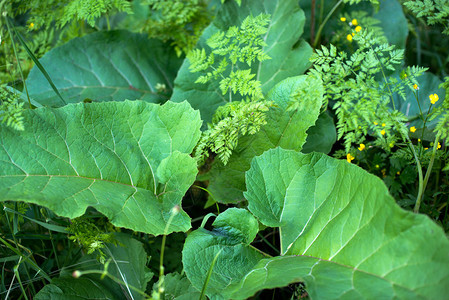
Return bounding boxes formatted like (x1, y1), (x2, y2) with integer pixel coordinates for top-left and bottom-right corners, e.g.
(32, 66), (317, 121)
(358, 143), (365, 151)
(396, 171), (400, 175)
(413, 84), (419, 90)
(410, 126), (416, 133)
(424, 147), (429, 150)
(380, 130), (386, 135)
(29, 22), (34, 29)
(418, 138), (421, 142)
(375, 164), (380, 169)
(438, 142), (442, 149)
(340, 17), (346, 22)
(346, 153), (355, 163)
(429, 93), (439, 104)
(374, 121), (378, 125)
(351, 19), (358, 26)
(382, 123), (386, 127)
(355, 26), (362, 32)
(347, 34), (353, 42)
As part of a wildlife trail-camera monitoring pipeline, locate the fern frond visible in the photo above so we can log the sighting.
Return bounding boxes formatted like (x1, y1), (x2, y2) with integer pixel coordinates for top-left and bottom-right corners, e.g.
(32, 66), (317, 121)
(195, 100), (273, 165)
(403, 0), (449, 34)
(0, 86), (25, 131)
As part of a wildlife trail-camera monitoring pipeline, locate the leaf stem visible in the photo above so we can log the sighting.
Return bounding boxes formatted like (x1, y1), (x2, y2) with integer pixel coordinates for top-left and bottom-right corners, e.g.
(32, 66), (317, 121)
(199, 249), (222, 300)
(313, 0), (343, 49)
(74, 268), (149, 298)
(4, 16), (32, 108)
(414, 134), (440, 213)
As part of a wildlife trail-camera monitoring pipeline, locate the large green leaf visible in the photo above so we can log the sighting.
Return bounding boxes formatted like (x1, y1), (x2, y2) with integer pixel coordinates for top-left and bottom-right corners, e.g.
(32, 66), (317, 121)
(207, 75), (323, 203)
(241, 147), (449, 298)
(26, 30), (183, 107)
(183, 148), (449, 299)
(36, 233), (152, 300)
(171, 0), (313, 124)
(0, 100), (201, 235)
(182, 208), (264, 298)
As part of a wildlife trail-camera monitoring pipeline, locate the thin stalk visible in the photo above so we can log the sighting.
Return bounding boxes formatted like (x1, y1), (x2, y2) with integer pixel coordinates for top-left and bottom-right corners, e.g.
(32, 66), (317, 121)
(372, 48), (395, 110)
(249, 244), (272, 257)
(13, 257), (29, 300)
(406, 136), (424, 213)
(4, 16), (32, 108)
(412, 90), (424, 121)
(257, 232), (279, 255)
(415, 134), (440, 213)
(199, 249), (222, 300)
(9, 18), (67, 105)
(159, 209), (177, 279)
(157, 206), (179, 297)
(106, 15), (111, 30)
(313, 0), (343, 49)
(74, 269), (149, 298)
(319, 0), (325, 24)
(311, 0), (316, 46)
(48, 230), (61, 270)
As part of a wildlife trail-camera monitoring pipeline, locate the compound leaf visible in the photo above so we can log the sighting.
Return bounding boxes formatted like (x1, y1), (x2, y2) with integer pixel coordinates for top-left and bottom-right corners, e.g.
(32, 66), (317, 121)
(171, 0), (312, 124)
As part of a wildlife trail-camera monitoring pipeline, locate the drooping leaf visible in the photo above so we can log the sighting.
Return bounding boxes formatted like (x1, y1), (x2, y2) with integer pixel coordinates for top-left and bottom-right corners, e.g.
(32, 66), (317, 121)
(182, 208), (264, 298)
(240, 147), (449, 298)
(171, 0), (313, 124)
(36, 233), (152, 300)
(26, 30), (183, 107)
(301, 112), (336, 154)
(207, 75), (323, 203)
(0, 100), (201, 235)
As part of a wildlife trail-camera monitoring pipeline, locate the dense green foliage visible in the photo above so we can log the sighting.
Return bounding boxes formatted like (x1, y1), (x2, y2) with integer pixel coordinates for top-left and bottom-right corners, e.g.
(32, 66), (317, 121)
(1, 0), (448, 299)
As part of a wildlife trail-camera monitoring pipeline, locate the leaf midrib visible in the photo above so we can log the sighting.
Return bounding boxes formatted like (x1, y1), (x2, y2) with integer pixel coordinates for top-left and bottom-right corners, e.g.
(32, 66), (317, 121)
(0, 173), (151, 191)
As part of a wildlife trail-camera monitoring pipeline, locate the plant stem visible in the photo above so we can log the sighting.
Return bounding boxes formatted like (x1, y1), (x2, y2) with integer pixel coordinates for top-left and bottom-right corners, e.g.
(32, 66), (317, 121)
(408, 138), (424, 213)
(106, 15), (111, 31)
(372, 48), (395, 110)
(75, 269), (149, 297)
(4, 16), (32, 108)
(199, 249), (222, 300)
(257, 232), (279, 255)
(313, 0), (343, 49)
(414, 134), (440, 213)
(311, 0), (316, 46)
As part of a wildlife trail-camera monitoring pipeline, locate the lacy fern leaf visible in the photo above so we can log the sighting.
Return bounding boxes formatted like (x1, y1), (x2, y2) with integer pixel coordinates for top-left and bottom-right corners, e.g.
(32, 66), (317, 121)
(189, 13), (273, 165)
(0, 86), (25, 131)
(310, 28), (427, 153)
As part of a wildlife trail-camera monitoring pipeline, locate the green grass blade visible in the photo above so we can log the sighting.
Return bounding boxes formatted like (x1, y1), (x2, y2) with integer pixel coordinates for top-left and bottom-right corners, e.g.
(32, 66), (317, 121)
(9, 19), (67, 105)
(3, 207), (68, 233)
